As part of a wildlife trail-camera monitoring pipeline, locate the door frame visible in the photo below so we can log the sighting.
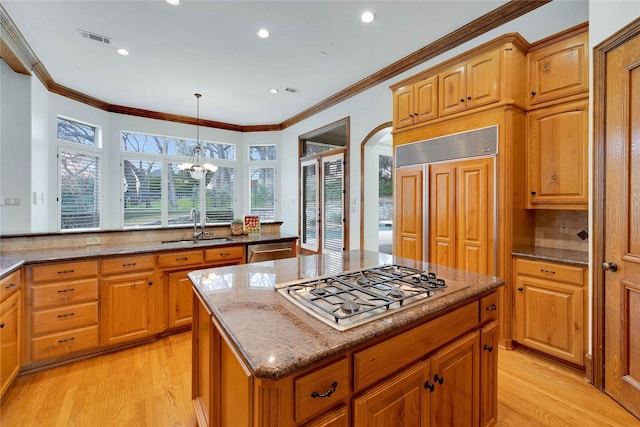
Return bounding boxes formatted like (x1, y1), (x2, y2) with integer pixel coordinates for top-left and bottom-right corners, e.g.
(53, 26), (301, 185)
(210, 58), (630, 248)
(592, 17), (640, 390)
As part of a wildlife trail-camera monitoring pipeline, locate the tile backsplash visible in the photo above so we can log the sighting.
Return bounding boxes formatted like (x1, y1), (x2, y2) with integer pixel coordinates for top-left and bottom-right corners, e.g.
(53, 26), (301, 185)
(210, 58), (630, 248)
(534, 210), (589, 252)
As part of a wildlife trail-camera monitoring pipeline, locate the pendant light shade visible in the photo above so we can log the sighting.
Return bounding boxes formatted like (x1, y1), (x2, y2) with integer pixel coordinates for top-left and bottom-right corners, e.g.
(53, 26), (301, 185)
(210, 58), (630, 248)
(178, 93), (217, 179)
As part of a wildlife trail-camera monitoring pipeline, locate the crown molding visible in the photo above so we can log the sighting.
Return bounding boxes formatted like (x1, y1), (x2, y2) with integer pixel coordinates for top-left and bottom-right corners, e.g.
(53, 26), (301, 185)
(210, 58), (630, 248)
(1, 0), (551, 132)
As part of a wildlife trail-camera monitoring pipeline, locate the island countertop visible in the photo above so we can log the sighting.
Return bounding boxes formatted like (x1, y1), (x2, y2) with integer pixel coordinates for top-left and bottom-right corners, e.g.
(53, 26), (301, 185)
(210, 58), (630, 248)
(188, 249), (504, 381)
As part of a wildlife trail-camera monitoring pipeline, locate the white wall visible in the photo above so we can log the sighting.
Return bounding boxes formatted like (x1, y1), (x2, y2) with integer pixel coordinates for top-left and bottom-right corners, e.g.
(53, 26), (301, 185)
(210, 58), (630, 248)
(0, 61), (31, 233)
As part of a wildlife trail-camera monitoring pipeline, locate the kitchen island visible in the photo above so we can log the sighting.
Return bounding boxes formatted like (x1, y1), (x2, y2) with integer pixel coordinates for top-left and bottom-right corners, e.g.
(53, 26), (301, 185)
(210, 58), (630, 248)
(189, 249), (504, 426)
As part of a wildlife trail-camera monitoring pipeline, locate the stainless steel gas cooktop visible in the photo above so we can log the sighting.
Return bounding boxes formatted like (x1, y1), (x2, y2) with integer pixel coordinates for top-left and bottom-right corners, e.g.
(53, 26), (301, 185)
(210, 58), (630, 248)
(275, 264), (469, 331)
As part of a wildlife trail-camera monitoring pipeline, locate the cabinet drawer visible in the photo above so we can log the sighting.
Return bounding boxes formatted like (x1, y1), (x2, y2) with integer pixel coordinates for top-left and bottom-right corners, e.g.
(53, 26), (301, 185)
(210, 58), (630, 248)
(101, 255), (156, 275)
(295, 357), (350, 423)
(205, 245), (245, 263)
(1, 269), (21, 302)
(32, 278), (98, 309)
(480, 292), (498, 323)
(515, 258), (584, 285)
(31, 325), (99, 361)
(32, 301), (98, 336)
(31, 260), (98, 282)
(353, 302), (478, 392)
(157, 250), (204, 269)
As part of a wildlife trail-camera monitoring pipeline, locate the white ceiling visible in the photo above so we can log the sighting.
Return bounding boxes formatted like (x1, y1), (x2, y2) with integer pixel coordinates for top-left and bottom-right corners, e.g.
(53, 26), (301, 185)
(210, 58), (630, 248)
(2, 1), (587, 127)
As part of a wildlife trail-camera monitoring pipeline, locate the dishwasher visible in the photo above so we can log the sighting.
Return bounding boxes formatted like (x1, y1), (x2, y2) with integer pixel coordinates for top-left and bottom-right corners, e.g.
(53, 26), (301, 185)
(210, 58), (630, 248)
(246, 241), (296, 263)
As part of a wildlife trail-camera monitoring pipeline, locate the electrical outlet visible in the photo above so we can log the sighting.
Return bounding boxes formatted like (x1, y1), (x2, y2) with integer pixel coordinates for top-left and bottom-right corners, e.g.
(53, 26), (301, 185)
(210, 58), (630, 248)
(86, 236), (101, 245)
(560, 221), (568, 234)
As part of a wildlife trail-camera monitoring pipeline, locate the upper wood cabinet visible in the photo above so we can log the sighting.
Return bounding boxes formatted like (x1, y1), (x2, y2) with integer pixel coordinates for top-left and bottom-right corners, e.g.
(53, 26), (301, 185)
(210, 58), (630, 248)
(393, 76), (438, 129)
(527, 30), (588, 107)
(439, 50), (500, 117)
(526, 99), (588, 209)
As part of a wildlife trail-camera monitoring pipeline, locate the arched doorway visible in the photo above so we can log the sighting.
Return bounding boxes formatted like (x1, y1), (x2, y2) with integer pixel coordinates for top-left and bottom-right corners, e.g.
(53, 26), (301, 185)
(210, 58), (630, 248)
(360, 123), (393, 254)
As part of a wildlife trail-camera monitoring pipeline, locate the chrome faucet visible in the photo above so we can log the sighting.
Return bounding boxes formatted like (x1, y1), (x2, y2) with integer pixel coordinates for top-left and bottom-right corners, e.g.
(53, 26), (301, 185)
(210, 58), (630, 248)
(191, 208), (204, 241)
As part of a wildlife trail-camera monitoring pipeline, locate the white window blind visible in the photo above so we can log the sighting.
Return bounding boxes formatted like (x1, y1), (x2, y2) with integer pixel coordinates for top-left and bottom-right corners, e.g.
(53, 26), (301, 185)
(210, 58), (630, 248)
(249, 166), (275, 221)
(206, 166), (235, 223)
(301, 160), (319, 252)
(59, 149), (101, 230)
(122, 159), (162, 227)
(322, 154), (344, 253)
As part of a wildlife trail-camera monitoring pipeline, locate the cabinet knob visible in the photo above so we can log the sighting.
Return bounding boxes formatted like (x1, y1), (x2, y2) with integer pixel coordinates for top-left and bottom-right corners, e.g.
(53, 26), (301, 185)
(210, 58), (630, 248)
(467, 96), (472, 100)
(530, 191), (537, 196)
(434, 374), (444, 384)
(484, 344), (493, 352)
(148, 281), (153, 286)
(517, 287), (524, 291)
(602, 262), (618, 272)
(424, 381), (435, 392)
(460, 98), (465, 103)
(0, 323), (4, 328)
(531, 90), (537, 96)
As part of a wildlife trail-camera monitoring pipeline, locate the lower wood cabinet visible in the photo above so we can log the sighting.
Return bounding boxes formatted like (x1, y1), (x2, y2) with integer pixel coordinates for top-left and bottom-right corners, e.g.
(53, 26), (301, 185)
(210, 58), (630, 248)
(513, 257), (587, 365)
(101, 270), (158, 346)
(193, 292), (499, 427)
(0, 269), (21, 398)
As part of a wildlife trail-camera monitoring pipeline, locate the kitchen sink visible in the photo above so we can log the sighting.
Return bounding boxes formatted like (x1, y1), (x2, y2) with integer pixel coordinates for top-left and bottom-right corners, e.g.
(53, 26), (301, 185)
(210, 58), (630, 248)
(161, 237), (233, 245)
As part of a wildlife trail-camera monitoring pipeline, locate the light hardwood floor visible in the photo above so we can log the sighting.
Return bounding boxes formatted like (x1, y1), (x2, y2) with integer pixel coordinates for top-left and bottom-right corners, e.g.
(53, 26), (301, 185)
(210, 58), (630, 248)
(1, 331), (638, 426)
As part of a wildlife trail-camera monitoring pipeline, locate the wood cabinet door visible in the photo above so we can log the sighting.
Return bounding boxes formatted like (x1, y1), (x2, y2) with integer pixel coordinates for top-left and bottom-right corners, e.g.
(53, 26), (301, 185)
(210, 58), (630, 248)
(304, 405), (349, 427)
(394, 84), (415, 129)
(0, 291), (21, 397)
(466, 50), (500, 109)
(394, 166), (424, 261)
(430, 158), (494, 275)
(353, 360), (429, 427)
(439, 64), (466, 116)
(168, 271), (193, 329)
(527, 100), (588, 208)
(528, 31), (588, 106)
(429, 163), (456, 268)
(414, 76), (438, 124)
(480, 322), (498, 427)
(430, 331), (479, 427)
(100, 271), (156, 346)
(514, 274), (584, 365)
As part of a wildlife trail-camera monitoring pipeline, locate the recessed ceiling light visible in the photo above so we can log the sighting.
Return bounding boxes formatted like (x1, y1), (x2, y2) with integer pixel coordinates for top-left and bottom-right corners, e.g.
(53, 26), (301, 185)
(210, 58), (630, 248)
(166, 0), (180, 5)
(257, 29), (270, 39)
(117, 48), (129, 56)
(361, 11), (376, 23)
(270, 89), (279, 94)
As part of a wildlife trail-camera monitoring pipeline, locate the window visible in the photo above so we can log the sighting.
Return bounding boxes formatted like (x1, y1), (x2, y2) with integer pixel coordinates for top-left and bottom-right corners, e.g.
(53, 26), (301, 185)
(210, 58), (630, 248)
(121, 131), (236, 228)
(57, 117), (101, 230)
(248, 145), (276, 221)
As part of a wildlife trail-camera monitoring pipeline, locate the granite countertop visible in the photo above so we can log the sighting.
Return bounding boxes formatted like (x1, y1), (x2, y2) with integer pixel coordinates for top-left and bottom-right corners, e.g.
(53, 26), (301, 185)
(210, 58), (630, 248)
(0, 233), (298, 277)
(188, 249), (504, 381)
(512, 246), (588, 266)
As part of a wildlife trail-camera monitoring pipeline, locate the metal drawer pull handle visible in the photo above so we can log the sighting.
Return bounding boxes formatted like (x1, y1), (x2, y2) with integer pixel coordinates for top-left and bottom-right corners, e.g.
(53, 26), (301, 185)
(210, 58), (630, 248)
(57, 288), (75, 293)
(122, 263), (137, 268)
(5, 283), (16, 290)
(57, 313), (75, 319)
(220, 252), (230, 257)
(58, 337), (75, 344)
(0, 323), (4, 328)
(176, 257), (188, 262)
(57, 269), (75, 275)
(484, 344), (493, 352)
(311, 381), (338, 398)
(424, 381), (435, 392)
(434, 374), (443, 384)
(540, 269), (556, 274)
(485, 304), (497, 311)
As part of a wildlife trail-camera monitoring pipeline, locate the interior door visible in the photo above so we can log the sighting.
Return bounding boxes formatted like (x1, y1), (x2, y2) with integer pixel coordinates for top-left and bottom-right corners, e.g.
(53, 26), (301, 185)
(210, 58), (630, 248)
(604, 29), (640, 417)
(300, 159), (319, 252)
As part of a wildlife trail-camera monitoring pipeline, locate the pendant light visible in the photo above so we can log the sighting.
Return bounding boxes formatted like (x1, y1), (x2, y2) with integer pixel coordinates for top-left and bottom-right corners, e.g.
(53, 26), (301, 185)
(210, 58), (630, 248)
(178, 93), (217, 179)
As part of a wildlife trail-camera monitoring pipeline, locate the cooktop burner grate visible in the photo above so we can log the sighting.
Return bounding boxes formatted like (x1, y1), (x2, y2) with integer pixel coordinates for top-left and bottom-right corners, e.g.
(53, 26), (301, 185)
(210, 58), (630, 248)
(276, 264), (468, 331)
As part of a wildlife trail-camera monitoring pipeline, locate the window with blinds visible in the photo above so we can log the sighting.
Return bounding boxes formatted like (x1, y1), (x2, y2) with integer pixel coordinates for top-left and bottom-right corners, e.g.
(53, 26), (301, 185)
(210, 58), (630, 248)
(248, 144), (277, 221)
(121, 131), (236, 227)
(57, 116), (102, 231)
(301, 159), (319, 252)
(59, 149), (101, 230)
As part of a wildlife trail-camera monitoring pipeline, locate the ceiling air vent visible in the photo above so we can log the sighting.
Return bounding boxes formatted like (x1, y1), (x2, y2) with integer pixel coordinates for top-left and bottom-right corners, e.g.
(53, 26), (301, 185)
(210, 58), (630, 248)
(285, 87), (302, 94)
(78, 29), (111, 45)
